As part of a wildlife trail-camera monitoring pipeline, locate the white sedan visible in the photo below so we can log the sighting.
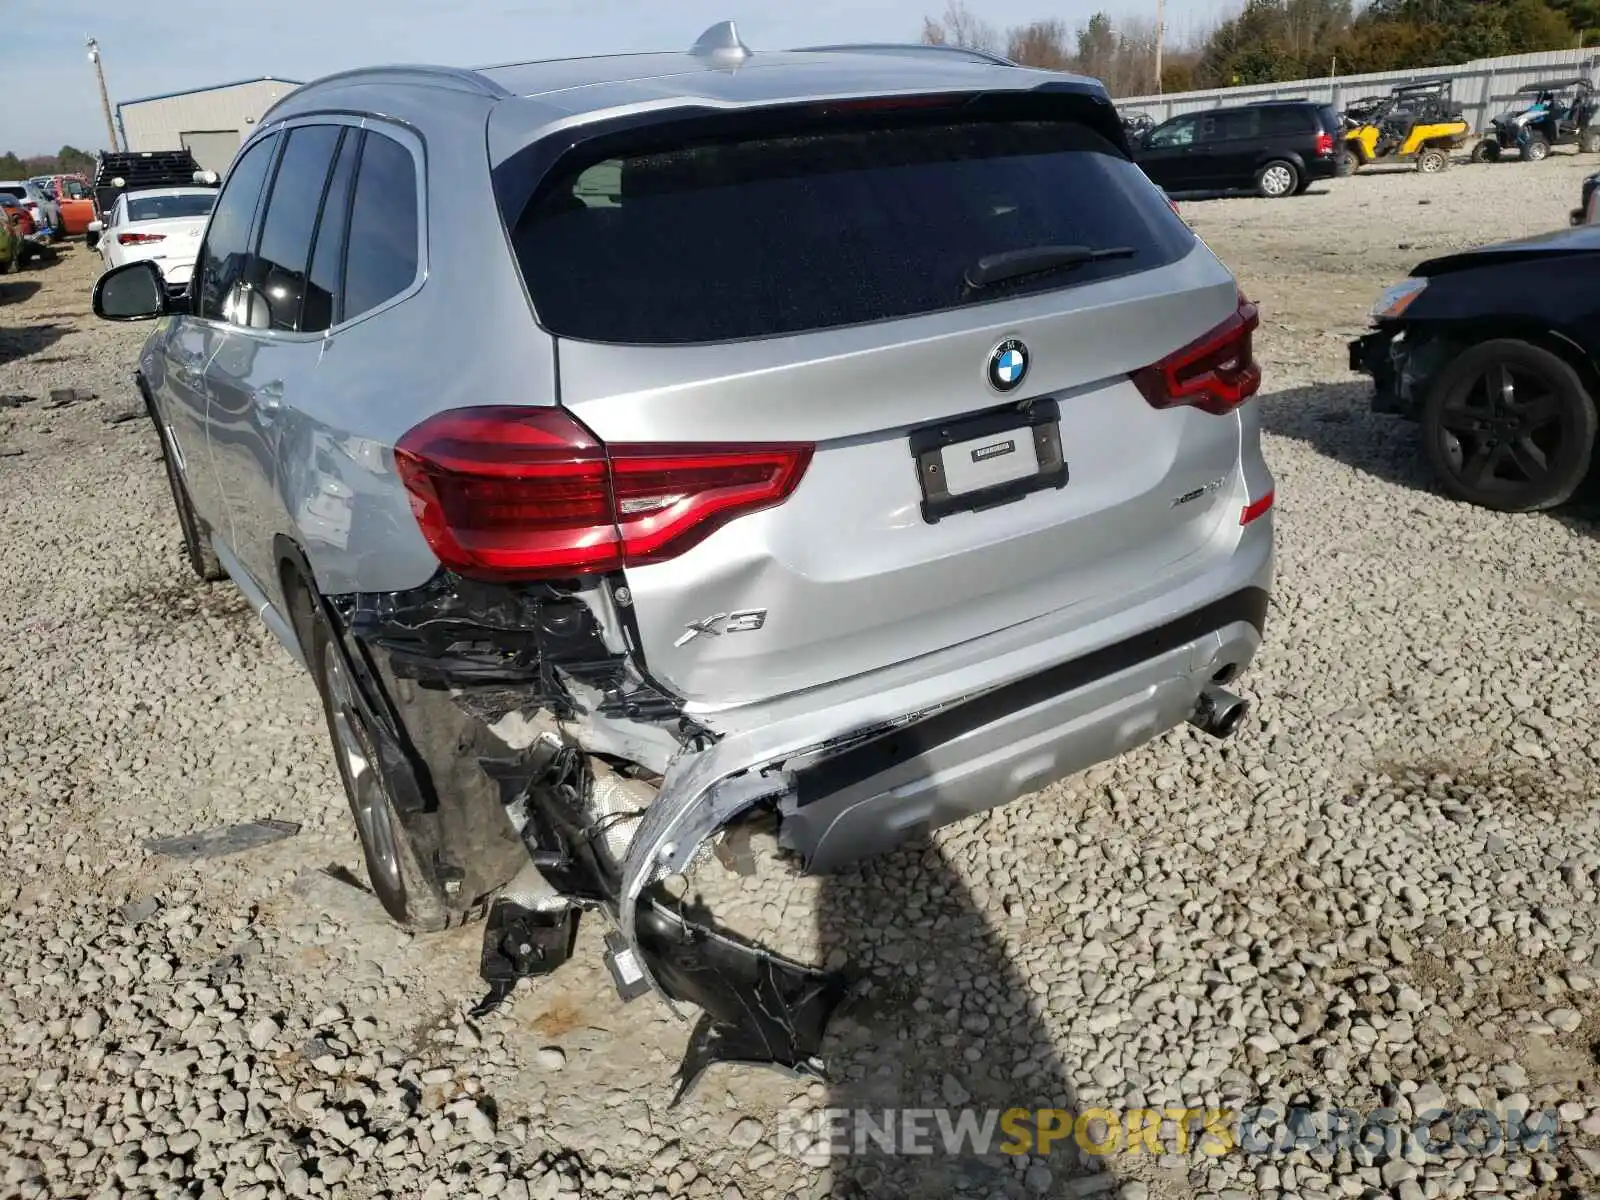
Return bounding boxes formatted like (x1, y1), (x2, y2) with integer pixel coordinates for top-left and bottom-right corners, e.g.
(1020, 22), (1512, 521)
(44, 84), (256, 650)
(97, 188), (217, 292)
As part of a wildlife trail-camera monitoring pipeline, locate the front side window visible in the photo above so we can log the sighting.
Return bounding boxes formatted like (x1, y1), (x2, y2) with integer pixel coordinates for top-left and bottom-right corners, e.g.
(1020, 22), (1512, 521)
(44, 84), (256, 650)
(247, 124), (342, 332)
(1147, 118), (1197, 148)
(342, 131), (419, 321)
(195, 133), (279, 323)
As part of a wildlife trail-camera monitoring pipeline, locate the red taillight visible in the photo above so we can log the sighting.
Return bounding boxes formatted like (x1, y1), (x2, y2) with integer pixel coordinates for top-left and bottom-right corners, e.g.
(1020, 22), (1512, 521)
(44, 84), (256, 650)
(1240, 489), (1274, 526)
(1314, 131), (1334, 157)
(394, 406), (814, 581)
(1131, 294), (1262, 416)
(118, 232), (166, 245)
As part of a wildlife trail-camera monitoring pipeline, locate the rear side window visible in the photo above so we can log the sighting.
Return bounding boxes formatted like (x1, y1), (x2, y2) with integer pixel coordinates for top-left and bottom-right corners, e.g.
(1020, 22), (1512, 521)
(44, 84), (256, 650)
(195, 133), (279, 323)
(510, 116), (1192, 345)
(301, 130), (362, 334)
(1260, 106), (1314, 136)
(1216, 109), (1261, 139)
(249, 123), (342, 332)
(343, 132), (419, 321)
(1317, 106), (1342, 135)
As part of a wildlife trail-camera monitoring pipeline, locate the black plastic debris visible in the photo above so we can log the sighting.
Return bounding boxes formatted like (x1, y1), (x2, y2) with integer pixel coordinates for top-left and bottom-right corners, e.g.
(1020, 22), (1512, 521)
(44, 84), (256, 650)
(144, 819), (301, 859)
(469, 898), (578, 1019)
(103, 409), (142, 425)
(0, 448), (22, 458)
(636, 897), (852, 1107)
(0, 394), (34, 409)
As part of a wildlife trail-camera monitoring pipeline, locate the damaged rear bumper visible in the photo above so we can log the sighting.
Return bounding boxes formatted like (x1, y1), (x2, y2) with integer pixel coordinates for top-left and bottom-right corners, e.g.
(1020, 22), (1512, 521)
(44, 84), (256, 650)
(335, 527), (1272, 1092)
(617, 531), (1272, 991)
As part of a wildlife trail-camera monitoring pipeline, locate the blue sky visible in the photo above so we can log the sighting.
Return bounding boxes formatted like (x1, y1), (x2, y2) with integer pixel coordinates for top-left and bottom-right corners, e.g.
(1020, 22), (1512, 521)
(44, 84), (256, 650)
(6, 0), (1233, 155)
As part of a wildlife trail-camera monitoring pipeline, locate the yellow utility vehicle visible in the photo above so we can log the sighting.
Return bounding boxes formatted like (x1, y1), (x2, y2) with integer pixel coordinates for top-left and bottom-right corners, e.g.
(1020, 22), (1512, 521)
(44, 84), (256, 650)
(1342, 79), (1471, 174)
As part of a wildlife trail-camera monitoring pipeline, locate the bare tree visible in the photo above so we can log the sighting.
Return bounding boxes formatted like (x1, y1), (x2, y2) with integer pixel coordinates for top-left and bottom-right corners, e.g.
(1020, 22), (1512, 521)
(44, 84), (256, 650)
(921, 0), (1002, 52)
(1007, 19), (1073, 68)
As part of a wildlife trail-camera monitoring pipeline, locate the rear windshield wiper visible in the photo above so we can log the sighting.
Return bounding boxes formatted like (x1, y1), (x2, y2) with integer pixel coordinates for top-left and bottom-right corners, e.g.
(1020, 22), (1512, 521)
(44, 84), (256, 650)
(963, 244), (1137, 290)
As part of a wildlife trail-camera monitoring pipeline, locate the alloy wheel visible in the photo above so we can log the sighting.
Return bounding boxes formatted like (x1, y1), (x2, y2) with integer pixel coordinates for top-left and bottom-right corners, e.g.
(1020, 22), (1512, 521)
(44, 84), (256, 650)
(322, 642), (404, 900)
(1435, 361), (1565, 496)
(1261, 165), (1294, 196)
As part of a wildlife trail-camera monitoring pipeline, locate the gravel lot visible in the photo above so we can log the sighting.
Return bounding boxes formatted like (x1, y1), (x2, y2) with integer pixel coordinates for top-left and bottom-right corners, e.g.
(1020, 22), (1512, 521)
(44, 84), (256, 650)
(2, 154), (1599, 1200)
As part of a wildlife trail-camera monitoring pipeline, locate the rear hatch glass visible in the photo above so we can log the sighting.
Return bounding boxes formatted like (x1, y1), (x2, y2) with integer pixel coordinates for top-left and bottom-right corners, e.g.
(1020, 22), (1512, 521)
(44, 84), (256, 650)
(507, 109), (1194, 345)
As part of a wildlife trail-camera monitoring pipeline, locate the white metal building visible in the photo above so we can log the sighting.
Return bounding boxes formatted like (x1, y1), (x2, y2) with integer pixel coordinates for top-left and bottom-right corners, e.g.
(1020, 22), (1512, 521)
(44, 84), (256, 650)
(116, 77), (303, 173)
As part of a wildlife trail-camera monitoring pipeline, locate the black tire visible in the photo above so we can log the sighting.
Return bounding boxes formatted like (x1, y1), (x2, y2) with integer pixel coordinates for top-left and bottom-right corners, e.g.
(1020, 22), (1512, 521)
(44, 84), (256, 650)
(1422, 339), (1598, 512)
(143, 393), (226, 582)
(1471, 140), (1500, 163)
(306, 596), (449, 932)
(1522, 134), (1550, 162)
(1416, 147), (1449, 174)
(1343, 149), (1362, 175)
(1256, 159), (1299, 199)
(1582, 128), (1600, 154)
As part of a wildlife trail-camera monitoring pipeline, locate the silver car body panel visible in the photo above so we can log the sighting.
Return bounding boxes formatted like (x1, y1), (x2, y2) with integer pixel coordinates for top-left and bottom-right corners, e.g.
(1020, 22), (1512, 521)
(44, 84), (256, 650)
(126, 30), (1275, 1053)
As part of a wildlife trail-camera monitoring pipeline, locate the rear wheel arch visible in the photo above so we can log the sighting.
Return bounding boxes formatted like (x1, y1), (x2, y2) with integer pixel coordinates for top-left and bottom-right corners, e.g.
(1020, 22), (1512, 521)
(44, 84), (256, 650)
(275, 535), (320, 667)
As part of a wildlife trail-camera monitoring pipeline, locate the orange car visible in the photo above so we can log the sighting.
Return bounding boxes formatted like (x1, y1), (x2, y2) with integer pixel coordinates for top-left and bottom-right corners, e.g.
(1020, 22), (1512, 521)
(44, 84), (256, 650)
(0, 195), (36, 239)
(31, 174), (95, 236)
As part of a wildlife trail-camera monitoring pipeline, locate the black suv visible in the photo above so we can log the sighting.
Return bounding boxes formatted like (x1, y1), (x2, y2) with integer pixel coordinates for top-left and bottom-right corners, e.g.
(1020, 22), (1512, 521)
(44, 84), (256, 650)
(1132, 100), (1346, 198)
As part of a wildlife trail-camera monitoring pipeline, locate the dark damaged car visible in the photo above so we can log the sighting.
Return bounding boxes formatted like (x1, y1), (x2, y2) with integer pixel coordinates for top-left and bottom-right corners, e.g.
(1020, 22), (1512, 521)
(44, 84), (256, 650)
(1350, 225), (1600, 511)
(91, 25), (1275, 1091)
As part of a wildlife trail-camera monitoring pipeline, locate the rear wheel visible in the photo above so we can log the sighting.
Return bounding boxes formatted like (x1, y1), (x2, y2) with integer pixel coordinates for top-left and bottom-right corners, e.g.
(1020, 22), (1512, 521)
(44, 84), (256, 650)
(1343, 149), (1362, 175)
(1522, 135), (1550, 162)
(308, 600), (449, 932)
(1471, 139), (1500, 163)
(1416, 147), (1449, 173)
(1422, 339), (1598, 512)
(144, 393), (225, 582)
(1256, 160), (1298, 199)
(1582, 128), (1600, 153)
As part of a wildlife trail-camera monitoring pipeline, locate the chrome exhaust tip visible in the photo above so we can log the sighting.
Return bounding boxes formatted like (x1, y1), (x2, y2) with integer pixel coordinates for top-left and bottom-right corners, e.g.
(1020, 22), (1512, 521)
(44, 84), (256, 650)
(1189, 684), (1251, 740)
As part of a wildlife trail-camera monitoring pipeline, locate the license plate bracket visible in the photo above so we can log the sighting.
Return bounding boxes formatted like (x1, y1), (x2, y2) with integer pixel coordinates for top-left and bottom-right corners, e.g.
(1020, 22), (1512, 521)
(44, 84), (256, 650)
(910, 398), (1068, 524)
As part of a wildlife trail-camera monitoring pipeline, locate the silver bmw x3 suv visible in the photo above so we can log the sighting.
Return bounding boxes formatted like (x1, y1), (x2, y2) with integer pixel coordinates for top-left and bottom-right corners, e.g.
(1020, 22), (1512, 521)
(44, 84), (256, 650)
(95, 23), (1273, 1070)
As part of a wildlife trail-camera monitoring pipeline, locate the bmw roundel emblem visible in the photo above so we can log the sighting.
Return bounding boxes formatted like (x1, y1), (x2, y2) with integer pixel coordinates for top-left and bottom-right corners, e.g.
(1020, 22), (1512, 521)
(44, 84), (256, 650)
(988, 338), (1030, 393)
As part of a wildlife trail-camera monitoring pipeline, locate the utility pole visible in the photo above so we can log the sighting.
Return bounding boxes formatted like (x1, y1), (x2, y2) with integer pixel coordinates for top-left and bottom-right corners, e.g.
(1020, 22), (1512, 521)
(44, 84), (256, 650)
(86, 37), (120, 152)
(1154, 0), (1165, 94)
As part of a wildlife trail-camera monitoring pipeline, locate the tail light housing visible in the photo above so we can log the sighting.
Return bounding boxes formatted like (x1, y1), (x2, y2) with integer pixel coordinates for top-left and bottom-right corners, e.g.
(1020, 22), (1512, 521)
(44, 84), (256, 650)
(1131, 293), (1262, 416)
(1314, 131), (1334, 157)
(118, 232), (166, 245)
(394, 406), (813, 581)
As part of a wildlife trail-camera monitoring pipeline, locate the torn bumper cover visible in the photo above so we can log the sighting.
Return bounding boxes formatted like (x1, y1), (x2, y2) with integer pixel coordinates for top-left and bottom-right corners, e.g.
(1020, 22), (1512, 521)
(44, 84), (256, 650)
(614, 586), (1268, 1011)
(342, 567), (1267, 1093)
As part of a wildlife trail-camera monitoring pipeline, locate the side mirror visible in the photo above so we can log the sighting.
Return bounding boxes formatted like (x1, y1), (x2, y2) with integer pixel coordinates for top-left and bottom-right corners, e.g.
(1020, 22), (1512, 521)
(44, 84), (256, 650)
(87, 219), (103, 233)
(94, 260), (169, 322)
(193, 170), (219, 186)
